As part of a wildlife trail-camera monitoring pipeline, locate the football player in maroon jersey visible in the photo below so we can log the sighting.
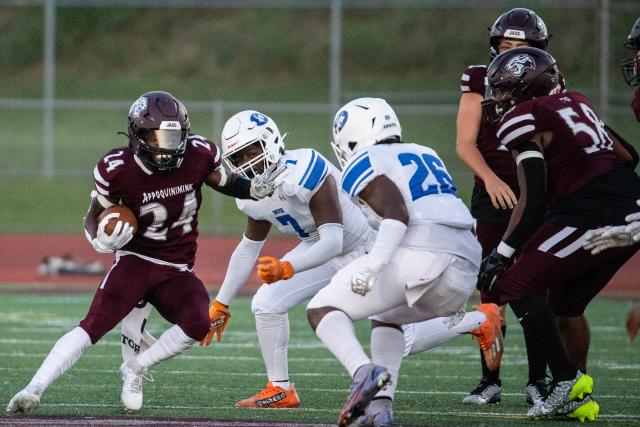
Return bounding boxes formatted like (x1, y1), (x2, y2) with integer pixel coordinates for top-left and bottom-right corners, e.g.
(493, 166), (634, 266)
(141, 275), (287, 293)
(583, 16), (640, 343)
(478, 47), (640, 419)
(6, 91), (286, 415)
(622, 17), (640, 120)
(455, 8), (550, 405)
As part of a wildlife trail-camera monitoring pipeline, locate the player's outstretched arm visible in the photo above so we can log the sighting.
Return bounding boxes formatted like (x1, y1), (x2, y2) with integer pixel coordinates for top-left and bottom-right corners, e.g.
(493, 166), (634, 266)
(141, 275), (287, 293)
(348, 176), (408, 296)
(258, 176), (344, 284)
(583, 200), (640, 254)
(205, 163), (287, 200)
(200, 218), (270, 346)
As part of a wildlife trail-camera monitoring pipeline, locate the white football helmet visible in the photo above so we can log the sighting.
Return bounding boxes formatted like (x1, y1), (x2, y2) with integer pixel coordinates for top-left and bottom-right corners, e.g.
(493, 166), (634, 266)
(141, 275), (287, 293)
(331, 97), (402, 168)
(221, 110), (285, 178)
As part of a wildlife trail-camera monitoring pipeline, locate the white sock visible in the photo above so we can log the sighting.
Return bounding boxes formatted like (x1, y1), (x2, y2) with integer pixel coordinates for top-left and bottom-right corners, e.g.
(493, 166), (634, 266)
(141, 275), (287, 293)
(371, 326), (405, 400)
(406, 310), (485, 356)
(315, 310), (370, 378)
(28, 327), (92, 395)
(255, 313), (291, 390)
(131, 325), (194, 372)
(120, 303), (153, 362)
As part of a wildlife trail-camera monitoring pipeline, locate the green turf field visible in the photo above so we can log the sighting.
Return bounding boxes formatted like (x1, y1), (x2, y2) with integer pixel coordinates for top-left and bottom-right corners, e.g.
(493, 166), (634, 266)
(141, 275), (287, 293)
(1, 293), (639, 426)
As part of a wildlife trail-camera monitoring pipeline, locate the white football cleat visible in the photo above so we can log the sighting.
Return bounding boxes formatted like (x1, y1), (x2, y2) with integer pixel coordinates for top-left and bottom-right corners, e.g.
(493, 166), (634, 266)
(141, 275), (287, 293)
(6, 389), (40, 414)
(120, 362), (147, 411)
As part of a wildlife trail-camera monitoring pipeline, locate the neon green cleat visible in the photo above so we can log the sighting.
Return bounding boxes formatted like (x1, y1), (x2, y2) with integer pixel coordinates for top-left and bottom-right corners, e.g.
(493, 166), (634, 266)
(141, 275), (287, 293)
(569, 398), (599, 422)
(556, 395), (600, 422)
(568, 373), (594, 401)
(527, 372), (594, 418)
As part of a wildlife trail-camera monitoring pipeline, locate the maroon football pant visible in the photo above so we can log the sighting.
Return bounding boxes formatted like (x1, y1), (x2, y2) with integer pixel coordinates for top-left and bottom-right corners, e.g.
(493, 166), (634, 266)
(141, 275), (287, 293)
(498, 223), (638, 316)
(79, 254), (210, 344)
(476, 220), (508, 304)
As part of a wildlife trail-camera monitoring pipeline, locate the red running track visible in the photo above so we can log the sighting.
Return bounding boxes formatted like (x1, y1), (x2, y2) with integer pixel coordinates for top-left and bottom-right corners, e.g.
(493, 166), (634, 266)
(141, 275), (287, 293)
(0, 234), (637, 295)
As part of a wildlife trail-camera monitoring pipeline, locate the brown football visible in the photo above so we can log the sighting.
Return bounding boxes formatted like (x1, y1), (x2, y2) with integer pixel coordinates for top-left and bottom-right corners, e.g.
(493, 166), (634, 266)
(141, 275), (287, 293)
(97, 205), (138, 236)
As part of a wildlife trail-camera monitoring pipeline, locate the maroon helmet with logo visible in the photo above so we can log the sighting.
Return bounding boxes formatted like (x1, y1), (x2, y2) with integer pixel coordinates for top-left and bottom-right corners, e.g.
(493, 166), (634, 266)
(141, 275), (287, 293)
(622, 17), (640, 86)
(489, 8), (550, 60)
(482, 47), (561, 123)
(127, 91), (190, 172)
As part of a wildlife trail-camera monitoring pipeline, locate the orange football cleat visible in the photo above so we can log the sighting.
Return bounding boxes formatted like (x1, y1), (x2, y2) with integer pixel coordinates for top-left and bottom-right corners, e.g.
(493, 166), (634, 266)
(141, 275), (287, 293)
(471, 303), (504, 372)
(235, 382), (300, 408)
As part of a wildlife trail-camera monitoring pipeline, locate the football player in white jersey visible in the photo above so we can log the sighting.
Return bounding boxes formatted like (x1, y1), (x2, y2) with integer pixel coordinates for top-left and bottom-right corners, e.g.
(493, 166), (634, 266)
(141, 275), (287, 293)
(198, 110), (376, 408)
(306, 98), (504, 427)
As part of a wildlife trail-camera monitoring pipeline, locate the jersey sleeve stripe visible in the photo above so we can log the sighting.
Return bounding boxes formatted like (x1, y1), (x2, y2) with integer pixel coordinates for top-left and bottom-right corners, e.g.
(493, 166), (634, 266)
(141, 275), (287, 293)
(341, 154), (372, 195)
(496, 113), (535, 138)
(95, 183), (110, 196)
(302, 155), (328, 190)
(461, 74), (470, 82)
(501, 125), (536, 146)
(93, 166), (109, 187)
(461, 85), (471, 92)
(349, 169), (374, 197)
(298, 150), (317, 186)
(342, 151), (369, 178)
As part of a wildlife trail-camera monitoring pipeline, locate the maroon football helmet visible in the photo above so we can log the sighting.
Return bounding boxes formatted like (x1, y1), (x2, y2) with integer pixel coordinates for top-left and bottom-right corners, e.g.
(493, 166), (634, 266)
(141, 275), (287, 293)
(489, 8), (550, 60)
(482, 47), (561, 123)
(622, 17), (640, 86)
(127, 91), (190, 172)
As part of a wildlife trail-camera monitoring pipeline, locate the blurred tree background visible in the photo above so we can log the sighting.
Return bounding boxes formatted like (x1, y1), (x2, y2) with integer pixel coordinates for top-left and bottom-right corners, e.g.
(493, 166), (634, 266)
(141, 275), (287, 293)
(0, 1), (638, 234)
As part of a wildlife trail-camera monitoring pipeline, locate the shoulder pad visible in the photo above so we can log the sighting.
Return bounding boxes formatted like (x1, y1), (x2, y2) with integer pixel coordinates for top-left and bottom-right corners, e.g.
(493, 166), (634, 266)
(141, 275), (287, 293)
(94, 148), (131, 198)
(461, 65), (487, 95)
(286, 148), (329, 192)
(341, 150), (374, 197)
(496, 102), (537, 149)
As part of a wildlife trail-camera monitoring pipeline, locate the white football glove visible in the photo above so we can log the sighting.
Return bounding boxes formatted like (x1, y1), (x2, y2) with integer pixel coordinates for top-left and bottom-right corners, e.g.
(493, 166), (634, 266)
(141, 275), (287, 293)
(625, 200), (640, 242)
(583, 200), (640, 255)
(91, 214), (134, 254)
(249, 163), (288, 199)
(583, 225), (635, 255)
(350, 268), (379, 296)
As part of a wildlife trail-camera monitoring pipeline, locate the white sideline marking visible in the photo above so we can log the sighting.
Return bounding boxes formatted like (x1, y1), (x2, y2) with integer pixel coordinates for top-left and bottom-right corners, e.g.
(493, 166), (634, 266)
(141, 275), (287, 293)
(3, 366), (640, 387)
(40, 382), (640, 400)
(9, 403), (637, 420)
(3, 350), (639, 371)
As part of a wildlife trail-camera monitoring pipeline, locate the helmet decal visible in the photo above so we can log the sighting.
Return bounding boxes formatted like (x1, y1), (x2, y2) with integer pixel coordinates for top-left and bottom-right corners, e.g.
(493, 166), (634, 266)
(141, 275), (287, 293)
(503, 28), (526, 39)
(129, 96), (148, 118)
(159, 121), (181, 130)
(250, 112), (269, 126)
(506, 54), (536, 77)
(334, 110), (349, 133)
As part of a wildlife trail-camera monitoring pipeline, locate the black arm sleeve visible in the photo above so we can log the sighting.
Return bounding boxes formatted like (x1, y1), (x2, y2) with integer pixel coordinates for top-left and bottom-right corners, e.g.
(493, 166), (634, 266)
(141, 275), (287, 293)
(503, 142), (547, 251)
(605, 123), (639, 169)
(214, 174), (253, 200)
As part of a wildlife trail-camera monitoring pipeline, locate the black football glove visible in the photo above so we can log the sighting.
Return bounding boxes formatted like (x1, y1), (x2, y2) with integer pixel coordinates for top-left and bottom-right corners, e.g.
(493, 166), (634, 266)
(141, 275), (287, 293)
(477, 249), (512, 292)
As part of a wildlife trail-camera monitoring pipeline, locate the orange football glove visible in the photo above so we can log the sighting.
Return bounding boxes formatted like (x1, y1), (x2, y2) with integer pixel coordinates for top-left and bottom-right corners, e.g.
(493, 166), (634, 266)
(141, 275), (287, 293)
(199, 299), (231, 346)
(257, 256), (294, 284)
(626, 304), (640, 343)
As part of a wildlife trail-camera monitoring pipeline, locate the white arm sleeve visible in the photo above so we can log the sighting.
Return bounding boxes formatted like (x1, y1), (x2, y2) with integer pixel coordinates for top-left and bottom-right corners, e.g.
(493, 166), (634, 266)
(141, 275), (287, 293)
(365, 218), (407, 271)
(283, 223), (344, 273)
(215, 235), (265, 306)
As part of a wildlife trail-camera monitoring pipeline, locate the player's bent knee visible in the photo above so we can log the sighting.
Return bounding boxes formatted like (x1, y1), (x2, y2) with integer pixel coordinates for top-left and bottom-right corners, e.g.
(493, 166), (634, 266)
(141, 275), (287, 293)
(251, 287), (283, 315)
(179, 310), (211, 341)
(370, 319), (403, 332)
(307, 306), (340, 331)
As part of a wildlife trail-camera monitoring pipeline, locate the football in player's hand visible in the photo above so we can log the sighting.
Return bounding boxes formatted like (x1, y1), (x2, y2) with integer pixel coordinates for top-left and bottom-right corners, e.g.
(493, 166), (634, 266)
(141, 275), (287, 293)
(97, 205), (138, 236)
